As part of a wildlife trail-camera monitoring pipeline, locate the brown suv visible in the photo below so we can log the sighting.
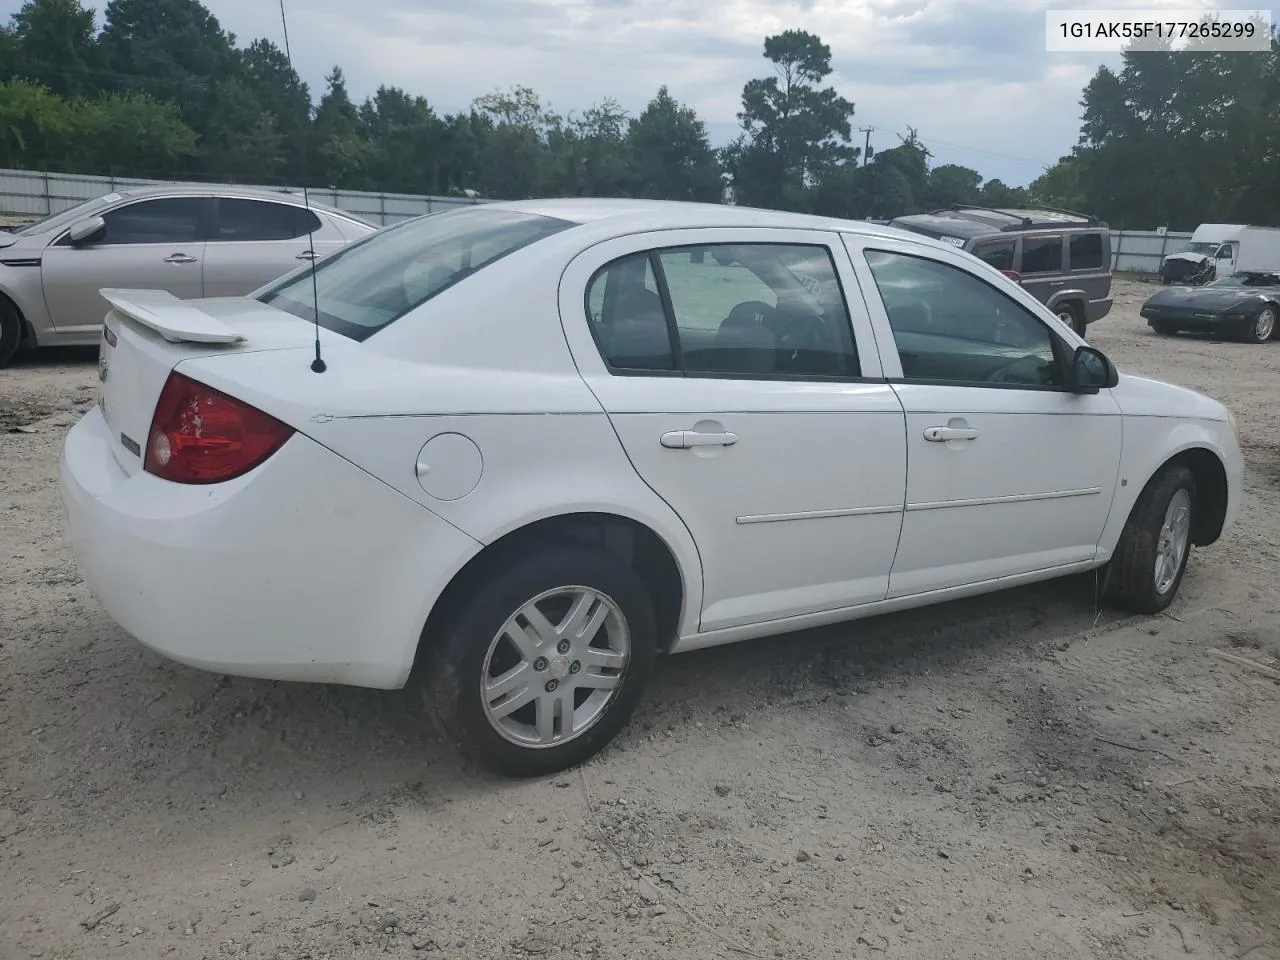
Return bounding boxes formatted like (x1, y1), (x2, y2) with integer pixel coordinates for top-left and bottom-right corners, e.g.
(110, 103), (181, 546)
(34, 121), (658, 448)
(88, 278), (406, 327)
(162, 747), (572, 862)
(886, 205), (1113, 337)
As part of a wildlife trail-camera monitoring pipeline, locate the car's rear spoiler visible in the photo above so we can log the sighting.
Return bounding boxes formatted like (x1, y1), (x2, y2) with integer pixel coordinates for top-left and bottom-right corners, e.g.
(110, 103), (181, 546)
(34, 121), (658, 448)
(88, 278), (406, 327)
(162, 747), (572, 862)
(99, 288), (247, 345)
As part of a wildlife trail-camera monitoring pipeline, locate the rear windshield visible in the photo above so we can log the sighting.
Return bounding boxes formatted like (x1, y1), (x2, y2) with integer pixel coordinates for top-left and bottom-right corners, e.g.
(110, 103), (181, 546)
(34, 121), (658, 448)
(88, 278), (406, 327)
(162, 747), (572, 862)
(258, 207), (573, 341)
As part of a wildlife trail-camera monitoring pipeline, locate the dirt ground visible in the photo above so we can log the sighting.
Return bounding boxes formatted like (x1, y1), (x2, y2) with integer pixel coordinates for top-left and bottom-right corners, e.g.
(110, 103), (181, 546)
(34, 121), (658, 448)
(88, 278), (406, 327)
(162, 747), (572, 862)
(1, 277), (1278, 960)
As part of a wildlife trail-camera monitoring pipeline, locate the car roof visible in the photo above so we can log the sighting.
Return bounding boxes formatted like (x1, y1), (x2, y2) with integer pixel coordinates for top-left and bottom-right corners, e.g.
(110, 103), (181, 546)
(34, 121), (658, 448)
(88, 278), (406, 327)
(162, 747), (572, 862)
(474, 197), (948, 246)
(113, 182), (372, 225)
(890, 206), (1105, 237)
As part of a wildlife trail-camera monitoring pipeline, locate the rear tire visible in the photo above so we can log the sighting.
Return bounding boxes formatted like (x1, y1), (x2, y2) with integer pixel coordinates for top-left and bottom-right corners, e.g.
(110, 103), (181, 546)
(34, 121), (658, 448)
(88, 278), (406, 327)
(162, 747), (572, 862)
(0, 299), (22, 369)
(1103, 464), (1197, 615)
(421, 545), (657, 778)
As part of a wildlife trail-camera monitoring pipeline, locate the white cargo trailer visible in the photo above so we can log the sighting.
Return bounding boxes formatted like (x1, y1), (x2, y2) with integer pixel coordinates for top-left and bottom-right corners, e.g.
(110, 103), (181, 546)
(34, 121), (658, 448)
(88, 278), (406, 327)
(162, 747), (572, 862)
(1219, 226), (1280, 276)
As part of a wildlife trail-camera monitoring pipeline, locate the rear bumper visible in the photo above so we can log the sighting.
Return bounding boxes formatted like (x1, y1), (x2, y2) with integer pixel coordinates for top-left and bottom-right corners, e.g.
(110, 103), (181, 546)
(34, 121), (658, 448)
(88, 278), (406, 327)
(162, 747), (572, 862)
(59, 407), (480, 689)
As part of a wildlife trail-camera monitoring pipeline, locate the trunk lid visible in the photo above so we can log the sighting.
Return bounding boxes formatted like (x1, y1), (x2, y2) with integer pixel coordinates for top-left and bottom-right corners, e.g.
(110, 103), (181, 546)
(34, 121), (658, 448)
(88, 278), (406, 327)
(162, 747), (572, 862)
(96, 289), (322, 477)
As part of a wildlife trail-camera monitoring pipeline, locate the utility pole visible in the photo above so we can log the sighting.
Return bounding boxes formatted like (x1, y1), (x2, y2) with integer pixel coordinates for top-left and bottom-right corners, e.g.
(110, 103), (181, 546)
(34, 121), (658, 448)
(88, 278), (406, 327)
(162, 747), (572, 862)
(858, 126), (875, 166)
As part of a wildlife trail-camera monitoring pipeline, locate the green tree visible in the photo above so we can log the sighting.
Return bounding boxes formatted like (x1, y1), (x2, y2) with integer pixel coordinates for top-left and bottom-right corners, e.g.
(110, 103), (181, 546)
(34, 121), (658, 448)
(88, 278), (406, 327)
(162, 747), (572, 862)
(7, 0), (100, 98)
(547, 99), (632, 197)
(203, 77), (285, 182)
(311, 66), (370, 188)
(65, 91), (197, 176)
(977, 179), (1028, 207)
(811, 130), (930, 220)
(0, 79), (71, 168)
(729, 30), (855, 211)
(238, 38), (311, 176)
(359, 86), (447, 193)
(98, 0), (236, 138)
(1028, 156), (1085, 211)
(627, 86), (722, 202)
(471, 86), (558, 198)
(924, 163), (983, 209)
(1070, 26), (1280, 228)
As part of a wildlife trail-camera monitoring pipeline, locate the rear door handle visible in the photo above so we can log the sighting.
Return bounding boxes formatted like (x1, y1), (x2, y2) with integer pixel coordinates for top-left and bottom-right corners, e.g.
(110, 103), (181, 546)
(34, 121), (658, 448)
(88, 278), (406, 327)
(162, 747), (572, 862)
(296, 251), (318, 261)
(924, 426), (978, 442)
(163, 253), (197, 264)
(661, 430), (739, 449)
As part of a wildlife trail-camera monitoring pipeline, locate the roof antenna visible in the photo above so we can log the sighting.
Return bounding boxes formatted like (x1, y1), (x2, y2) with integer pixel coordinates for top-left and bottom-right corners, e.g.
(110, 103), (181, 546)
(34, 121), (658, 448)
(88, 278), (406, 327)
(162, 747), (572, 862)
(278, 0), (326, 373)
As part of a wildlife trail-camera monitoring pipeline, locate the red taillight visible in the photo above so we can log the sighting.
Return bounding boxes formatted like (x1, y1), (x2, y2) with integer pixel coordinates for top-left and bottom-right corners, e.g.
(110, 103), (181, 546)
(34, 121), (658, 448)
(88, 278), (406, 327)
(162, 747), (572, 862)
(144, 372), (294, 484)
(1000, 268), (1024, 285)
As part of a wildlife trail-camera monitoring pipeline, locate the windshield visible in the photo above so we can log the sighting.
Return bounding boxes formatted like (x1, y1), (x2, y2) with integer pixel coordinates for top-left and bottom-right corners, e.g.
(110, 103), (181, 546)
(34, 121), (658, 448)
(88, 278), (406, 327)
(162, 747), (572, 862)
(259, 207), (573, 341)
(11, 193), (122, 237)
(1185, 241), (1219, 254)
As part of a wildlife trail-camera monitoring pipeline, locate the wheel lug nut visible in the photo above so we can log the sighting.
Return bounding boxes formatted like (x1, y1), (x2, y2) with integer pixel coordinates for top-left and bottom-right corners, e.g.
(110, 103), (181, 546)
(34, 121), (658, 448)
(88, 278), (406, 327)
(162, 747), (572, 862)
(557, 640), (571, 654)
(533, 657), (548, 671)
(545, 679), (559, 693)
(569, 661), (581, 675)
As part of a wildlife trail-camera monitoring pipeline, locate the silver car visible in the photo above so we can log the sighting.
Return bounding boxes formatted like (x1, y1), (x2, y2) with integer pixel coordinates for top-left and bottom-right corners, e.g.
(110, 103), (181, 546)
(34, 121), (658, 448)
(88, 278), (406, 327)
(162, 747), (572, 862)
(0, 183), (377, 367)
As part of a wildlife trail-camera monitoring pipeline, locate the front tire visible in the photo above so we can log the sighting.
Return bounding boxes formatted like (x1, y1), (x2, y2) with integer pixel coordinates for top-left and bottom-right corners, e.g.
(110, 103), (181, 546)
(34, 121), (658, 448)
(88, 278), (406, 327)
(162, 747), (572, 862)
(422, 545), (657, 778)
(0, 299), (22, 368)
(1151, 320), (1178, 336)
(1104, 464), (1197, 615)
(1243, 305), (1276, 344)
(1058, 303), (1087, 337)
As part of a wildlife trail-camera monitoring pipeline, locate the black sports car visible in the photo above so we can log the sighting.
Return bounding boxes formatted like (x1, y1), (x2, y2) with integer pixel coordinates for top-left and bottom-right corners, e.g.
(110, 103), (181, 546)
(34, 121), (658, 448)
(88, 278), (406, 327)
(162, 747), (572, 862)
(1140, 272), (1280, 344)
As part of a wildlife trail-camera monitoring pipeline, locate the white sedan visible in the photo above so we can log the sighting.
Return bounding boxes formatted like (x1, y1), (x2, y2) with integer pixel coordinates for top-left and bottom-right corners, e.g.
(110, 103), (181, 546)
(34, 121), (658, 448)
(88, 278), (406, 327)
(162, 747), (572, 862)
(59, 199), (1245, 777)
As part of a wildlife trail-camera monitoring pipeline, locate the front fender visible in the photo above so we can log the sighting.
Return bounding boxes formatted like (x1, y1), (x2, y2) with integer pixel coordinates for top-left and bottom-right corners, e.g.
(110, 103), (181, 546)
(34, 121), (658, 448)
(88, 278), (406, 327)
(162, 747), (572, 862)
(0, 277), (51, 346)
(1097, 416), (1243, 557)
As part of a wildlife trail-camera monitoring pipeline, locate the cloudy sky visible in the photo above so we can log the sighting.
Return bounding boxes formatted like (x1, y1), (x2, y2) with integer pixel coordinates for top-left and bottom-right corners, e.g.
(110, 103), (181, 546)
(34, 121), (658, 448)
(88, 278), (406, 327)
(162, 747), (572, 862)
(5, 0), (1276, 186)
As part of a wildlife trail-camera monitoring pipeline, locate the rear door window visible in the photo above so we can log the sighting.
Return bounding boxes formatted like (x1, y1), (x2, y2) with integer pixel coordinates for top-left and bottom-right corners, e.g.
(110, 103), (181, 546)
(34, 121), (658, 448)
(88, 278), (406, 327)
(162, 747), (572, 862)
(1020, 235), (1064, 274)
(1068, 232), (1105, 271)
(971, 239), (1015, 271)
(213, 198), (322, 241)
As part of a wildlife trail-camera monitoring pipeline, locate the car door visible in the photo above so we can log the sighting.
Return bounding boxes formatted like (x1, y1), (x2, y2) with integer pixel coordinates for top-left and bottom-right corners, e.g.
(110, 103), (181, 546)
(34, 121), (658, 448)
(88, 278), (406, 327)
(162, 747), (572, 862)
(1067, 230), (1111, 311)
(200, 197), (348, 298)
(842, 233), (1123, 599)
(1213, 241), (1238, 278)
(1015, 232), (1065, 307)
(40, 196), (210, 335)
(558, 228), (908, 634)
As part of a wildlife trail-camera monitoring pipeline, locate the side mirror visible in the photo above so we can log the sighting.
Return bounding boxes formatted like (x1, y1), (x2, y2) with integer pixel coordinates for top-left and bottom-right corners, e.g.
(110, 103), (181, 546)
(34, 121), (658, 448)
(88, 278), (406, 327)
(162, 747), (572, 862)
(67, 216), (106, 245)
(1069, 345), (1118, 394)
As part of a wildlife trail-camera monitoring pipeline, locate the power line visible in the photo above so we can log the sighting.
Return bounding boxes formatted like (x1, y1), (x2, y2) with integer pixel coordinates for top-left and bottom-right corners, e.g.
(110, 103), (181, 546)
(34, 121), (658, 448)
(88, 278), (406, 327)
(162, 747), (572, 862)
(862, 120), (1057, 169)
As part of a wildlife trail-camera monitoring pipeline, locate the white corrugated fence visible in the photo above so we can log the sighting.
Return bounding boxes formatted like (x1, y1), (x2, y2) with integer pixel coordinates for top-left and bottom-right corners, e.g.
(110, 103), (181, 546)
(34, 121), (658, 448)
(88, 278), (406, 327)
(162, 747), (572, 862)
(0, 167), (1199, 272)
(0, 167), (486, 227)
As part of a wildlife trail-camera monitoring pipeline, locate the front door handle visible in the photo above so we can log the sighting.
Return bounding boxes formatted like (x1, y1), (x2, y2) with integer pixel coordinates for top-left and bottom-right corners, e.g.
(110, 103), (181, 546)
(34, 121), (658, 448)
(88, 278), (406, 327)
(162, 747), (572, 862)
(661, 430), (739, 449)
(296, 251), (318, 261)
(163, 253), (197, 264)
(924, 426), (978, 442)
